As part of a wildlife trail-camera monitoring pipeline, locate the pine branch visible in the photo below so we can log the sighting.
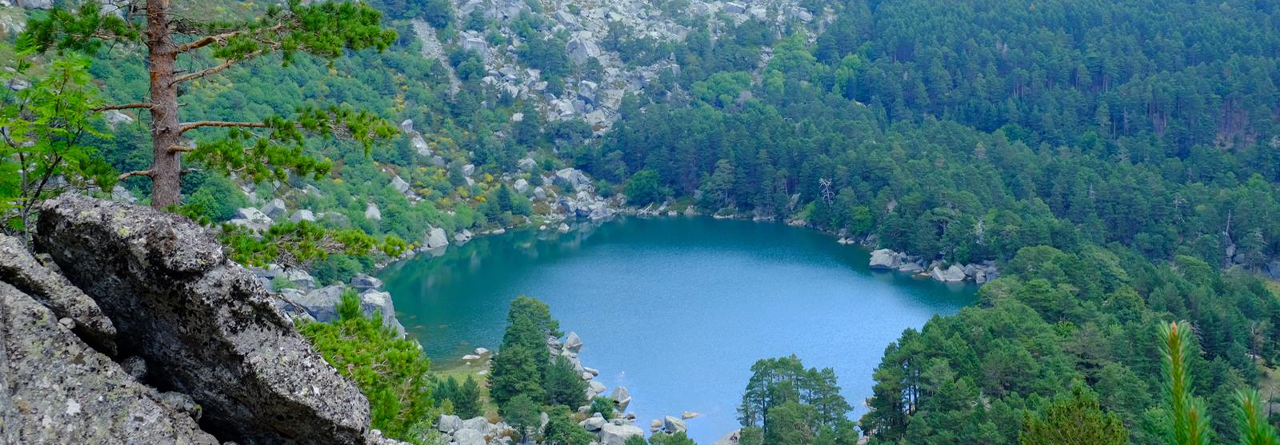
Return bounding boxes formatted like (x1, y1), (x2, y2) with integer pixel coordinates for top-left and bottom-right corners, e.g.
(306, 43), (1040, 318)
(92, 103), (152, 112)
(117, 169), (152, 181)
(179, 120), (269, 135)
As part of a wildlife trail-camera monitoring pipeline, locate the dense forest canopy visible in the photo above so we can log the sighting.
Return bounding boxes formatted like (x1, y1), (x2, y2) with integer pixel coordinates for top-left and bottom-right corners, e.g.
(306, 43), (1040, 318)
(3, 0), (1280, 444)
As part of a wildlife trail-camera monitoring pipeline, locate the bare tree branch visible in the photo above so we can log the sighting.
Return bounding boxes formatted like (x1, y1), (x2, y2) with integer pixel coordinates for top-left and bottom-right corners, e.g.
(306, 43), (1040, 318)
(118, 169), (153, 181)
(179, 120), (269, 134)
(175, 24), (285, 53)
(168, 145), (195, 153)
(92, 103), (153, 112)
(171, 50), (266, 85)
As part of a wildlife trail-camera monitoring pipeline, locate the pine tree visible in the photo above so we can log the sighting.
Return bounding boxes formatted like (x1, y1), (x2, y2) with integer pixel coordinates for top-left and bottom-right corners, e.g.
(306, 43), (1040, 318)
(19, 0), (397, 207)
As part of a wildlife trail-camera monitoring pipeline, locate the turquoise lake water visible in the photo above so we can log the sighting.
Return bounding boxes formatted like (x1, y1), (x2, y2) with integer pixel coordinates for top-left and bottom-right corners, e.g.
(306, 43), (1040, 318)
(378, 217), (977, 443)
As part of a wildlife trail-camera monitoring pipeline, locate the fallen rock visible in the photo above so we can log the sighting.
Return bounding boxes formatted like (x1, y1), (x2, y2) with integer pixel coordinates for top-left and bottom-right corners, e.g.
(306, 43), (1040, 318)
(0, 234), (116, 354)
(35, 194), (372, 444)
(365, 204), (382, 221)
(0, 281), (219, 444)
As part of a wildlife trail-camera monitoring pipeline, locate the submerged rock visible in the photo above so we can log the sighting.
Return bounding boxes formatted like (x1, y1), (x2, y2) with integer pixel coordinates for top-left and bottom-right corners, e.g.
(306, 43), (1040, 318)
(35, 194), (372, 444)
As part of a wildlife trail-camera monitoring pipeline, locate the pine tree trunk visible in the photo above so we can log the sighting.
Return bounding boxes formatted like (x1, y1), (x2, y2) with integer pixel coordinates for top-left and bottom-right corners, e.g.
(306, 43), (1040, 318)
(146, 0), (181, 208)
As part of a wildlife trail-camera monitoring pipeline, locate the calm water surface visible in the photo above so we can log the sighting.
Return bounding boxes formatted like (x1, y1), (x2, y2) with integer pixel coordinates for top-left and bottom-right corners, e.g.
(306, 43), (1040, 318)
(379, 217), (976, 443)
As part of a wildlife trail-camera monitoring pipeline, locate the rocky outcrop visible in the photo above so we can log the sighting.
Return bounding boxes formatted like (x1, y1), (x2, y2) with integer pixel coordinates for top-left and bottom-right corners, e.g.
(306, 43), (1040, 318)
(868, 249), (900, 269)
(435, 414), (511, 445)
(662, 415), (687, 434)
(0, 234), (116, 354)
(34, 194), (372, 444)
(599, 422), (645, 445)
(0, 282), (219, 444)
(930, 264), (966, 282)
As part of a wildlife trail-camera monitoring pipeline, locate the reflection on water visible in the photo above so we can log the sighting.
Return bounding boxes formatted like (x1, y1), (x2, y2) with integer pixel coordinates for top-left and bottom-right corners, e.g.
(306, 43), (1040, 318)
(379, 217), (977, 443)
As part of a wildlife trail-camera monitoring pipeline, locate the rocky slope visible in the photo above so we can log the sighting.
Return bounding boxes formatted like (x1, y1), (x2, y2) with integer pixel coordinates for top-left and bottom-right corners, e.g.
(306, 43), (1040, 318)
(1, 194), (408, 445)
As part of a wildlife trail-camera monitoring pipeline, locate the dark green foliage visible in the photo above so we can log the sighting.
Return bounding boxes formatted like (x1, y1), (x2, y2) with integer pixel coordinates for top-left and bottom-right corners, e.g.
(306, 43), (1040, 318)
(1018, 387), (1127, 445)
(545, 356), (588, 409)
(649, 432), (698, 445)
(542, 405), (594, 445)
(299, 288), (435, 443)
(624, 169), (668, 207)
(589, 397), (616, 420)
(739, 356), (851, 431)
(500, 393), (542, 443)
(435, 376), (483, 419)
(490, 296), (562, 410)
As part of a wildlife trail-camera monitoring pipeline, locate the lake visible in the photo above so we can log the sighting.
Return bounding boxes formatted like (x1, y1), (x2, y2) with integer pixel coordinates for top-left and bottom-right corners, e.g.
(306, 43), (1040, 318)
(378, 217), (977, 443)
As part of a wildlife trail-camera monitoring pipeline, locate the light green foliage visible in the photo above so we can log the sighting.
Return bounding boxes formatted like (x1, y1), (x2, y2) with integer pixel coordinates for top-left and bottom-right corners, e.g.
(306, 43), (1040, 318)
(1018, 387), (1127, 445)
(1233, 390), (1280, 445)
(1161, 321), (1211, 445)
(0, 55), (115, 236)
(299, 288), (436, 443)
(691, 72), (752, 108)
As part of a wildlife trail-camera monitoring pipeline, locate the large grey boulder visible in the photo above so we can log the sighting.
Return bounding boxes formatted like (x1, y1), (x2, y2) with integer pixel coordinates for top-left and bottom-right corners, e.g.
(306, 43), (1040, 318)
(0, 234), (116, 354)
(230, 207), (272, 232)
(564, 331), (583, 352)
(930, 265), (967, 282)
(34, 194), (372, 444)
(293, 285), (401, 335)
(598, 423), (645, 445)
(261, 198), (288, 219)
(581, 413), (607, 431)
(437, 414), (463, 434)
(868, 249), (900, 269)
(662, 416), (687, 434)
(391, 175), (410, 194)
(554, 168), (592, 192)
(453, 429), (486, 445)
(610, 386), (632, 411)
(289, 209), (316, 223)
(351, 273), (384, 291)
(365, 204), (382, 221)
(425, 227), (449, 249)
(518, 157), (537, 172)
(0, 282), (219, 444)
